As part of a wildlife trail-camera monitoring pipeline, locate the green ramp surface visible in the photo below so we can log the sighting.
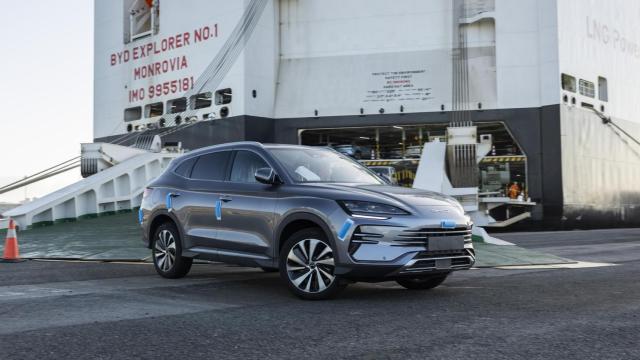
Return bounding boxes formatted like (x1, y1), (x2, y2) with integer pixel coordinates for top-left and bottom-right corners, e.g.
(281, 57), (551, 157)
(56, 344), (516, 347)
(1, 213), (573, 266)
(473, 243), (573, 268)
(2, 213), (149, 261)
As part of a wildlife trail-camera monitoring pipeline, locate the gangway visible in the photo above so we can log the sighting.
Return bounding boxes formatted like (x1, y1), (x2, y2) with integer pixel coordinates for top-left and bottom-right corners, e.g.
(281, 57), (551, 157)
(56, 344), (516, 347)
(0, 157), (81, 196)
(2, 142), (180, 229)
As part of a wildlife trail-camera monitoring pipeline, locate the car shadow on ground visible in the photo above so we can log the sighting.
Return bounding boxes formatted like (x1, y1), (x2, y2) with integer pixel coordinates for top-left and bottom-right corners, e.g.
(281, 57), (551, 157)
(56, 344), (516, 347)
(168, 264), (470, 303)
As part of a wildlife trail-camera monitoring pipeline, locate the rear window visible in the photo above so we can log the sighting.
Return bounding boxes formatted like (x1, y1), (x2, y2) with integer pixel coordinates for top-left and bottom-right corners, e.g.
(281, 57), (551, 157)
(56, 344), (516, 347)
(190, 151), (231, 181)
(174, 157), (198, 178)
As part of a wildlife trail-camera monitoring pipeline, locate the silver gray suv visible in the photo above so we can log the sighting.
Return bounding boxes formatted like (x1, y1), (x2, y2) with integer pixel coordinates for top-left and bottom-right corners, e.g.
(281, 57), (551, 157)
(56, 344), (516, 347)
(140, 142), (475, 299)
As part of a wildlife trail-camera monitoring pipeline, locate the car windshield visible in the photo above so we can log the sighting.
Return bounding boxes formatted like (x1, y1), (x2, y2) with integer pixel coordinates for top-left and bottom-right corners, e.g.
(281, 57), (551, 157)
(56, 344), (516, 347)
(269, 147), (384, 184)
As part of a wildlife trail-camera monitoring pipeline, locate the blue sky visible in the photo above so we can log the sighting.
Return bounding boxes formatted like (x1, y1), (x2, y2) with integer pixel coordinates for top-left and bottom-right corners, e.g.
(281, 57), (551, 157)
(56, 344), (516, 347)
(0, 0), (93, 202)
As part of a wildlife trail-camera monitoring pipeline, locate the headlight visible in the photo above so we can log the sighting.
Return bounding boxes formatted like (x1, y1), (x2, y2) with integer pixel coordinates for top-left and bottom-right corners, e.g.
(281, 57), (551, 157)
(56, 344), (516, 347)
(338, 200), (410, 216)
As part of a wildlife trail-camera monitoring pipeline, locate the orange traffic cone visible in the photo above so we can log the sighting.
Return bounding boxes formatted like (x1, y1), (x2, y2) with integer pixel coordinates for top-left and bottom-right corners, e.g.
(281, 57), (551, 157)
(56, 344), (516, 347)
(2, 219), (25, 263)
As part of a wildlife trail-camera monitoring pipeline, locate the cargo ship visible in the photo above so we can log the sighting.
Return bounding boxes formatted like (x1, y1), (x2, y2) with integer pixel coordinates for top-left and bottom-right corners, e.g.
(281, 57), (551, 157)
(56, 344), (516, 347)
(6, 0), (640, 229)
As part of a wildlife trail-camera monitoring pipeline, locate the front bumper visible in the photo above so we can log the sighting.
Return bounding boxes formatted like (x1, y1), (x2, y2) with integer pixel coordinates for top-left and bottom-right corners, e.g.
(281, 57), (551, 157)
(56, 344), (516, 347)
(396, 249), (476, 274)
(332, 221), (476, 281)
(335, 248), (475, 281)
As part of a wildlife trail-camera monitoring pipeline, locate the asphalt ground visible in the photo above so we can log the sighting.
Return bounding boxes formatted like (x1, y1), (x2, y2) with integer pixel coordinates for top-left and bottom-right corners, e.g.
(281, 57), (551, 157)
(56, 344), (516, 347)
(0, 228), (639, 359)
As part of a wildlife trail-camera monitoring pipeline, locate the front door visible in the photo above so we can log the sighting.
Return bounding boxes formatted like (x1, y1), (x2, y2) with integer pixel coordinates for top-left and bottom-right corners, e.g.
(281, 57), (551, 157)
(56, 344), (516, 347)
(215, 150), (278, 259)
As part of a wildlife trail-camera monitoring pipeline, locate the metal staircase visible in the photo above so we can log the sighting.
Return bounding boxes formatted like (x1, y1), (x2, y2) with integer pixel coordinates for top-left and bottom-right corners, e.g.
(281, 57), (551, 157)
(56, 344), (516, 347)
(3, 144), (180, 229)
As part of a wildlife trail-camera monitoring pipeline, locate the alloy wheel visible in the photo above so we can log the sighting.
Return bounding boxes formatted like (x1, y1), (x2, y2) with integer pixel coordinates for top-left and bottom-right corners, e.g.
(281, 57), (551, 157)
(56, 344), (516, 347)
(286, 238), (336, 293)
(155, 229), (176, 272)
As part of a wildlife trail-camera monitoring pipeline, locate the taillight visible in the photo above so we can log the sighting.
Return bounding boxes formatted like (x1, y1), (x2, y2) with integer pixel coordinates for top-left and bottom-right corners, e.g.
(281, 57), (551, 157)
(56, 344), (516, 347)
(142, 188), (153, 199)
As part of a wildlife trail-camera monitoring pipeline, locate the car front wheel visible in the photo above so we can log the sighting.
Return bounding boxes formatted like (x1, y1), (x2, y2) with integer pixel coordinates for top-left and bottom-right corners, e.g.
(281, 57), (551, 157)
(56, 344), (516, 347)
(279, 228), (346, 300)
(396, 274), (448, 290)
(152, 222), (193, 279)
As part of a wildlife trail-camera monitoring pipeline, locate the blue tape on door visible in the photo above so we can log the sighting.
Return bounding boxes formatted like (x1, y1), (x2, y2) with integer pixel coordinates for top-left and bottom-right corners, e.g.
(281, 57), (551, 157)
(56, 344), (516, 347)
(166, 193), (173, 211)
(215, 200), (222, 221)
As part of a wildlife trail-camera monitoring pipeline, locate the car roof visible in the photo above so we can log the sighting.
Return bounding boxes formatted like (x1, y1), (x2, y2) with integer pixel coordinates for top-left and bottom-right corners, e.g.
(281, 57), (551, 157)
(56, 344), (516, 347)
(262, 143), (320, 150)
(184, 142), (323, 157)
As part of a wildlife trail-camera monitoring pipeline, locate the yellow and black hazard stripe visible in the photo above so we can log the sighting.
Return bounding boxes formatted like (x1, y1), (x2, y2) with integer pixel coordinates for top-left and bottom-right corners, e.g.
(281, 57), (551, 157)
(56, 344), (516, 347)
(361, 160), (420, 166)
(481, 156), (527, 164)
(396, 169), (416, 181)
(361, 160), (395, 166)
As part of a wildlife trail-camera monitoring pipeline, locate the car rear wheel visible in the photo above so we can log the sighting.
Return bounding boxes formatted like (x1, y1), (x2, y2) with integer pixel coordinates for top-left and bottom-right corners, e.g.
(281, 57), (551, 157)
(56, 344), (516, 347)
(152, 222), (192, 279)
(396, 274), (448, 290)
(279, 228), (346, 300)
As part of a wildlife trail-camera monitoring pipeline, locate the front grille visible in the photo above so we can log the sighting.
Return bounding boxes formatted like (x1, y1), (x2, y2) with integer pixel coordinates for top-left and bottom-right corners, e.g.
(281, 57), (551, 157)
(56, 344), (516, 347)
(414, 249), (468, 259)
(393, 227), (472, 247)
(400, 249), (475, 274)
(401, 257), (474, 273)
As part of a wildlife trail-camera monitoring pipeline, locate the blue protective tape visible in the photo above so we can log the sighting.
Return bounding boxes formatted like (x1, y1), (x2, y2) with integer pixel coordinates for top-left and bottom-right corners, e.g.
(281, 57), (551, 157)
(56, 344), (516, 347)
(165, 193), (173, 211)
(138, 208), (144, 224)
(215, 200), (222, 221)
(338, 219), (354, 241)
(440, 220), (457, 229)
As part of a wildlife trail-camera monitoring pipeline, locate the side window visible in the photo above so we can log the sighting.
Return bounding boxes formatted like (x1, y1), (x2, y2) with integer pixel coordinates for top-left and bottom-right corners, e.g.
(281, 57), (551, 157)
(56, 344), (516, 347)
(598, 76), (608, 102)
(579, 79), (595, 98)
(124, 107), (142, 122)
(230, 151), (270, 183)
(174, 157), (198, 178)
(215, 88), (232, 105)
(561, 73), (576, 92)
(167, 98), (187, 114)
(191, 151), (232, 181)
(145, 102), (163, 118)
(190, 92), (212, 110)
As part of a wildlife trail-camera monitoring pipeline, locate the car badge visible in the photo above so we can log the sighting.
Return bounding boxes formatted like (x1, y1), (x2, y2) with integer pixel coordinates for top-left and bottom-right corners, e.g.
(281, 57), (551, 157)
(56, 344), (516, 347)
(440, 220), (457, 229)
(431, 209), (449, 213)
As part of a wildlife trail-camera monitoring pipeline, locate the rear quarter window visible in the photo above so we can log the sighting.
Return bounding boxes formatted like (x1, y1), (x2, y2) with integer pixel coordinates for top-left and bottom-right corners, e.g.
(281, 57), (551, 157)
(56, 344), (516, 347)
(173, 157), (198, 178)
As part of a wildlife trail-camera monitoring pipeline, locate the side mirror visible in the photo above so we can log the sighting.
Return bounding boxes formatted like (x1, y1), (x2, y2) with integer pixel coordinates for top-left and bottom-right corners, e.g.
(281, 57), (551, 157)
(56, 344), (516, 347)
(255, 168), (280, 185)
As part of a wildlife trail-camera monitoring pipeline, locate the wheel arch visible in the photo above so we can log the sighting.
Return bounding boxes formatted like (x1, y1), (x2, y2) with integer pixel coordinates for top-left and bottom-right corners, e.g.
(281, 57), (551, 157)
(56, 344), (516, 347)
(146, 210), (183, 249)
(275, 212), (337, 259)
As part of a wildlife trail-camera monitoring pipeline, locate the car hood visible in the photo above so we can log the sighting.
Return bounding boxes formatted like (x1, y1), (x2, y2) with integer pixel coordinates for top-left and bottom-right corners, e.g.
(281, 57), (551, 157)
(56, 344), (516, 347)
(305, 183), (458, 208)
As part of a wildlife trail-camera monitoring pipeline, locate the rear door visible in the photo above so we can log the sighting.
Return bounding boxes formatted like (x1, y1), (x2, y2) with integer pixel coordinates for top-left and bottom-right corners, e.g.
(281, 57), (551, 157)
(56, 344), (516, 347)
(167, 156), (197, 248)
(181, 151), (232, 250)
(215, 150), (278, 259)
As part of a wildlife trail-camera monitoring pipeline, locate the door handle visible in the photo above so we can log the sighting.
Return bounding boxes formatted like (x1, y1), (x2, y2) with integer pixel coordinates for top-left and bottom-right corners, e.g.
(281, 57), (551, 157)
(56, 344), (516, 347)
(219, 195), (233, 202)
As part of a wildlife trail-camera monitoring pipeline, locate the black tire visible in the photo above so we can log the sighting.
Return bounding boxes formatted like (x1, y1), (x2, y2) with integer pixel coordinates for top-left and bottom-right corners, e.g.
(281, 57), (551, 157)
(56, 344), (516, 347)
(396, 274), (448, 290)
(279, 228), (346, 300)
(152, 222), (193, 279)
